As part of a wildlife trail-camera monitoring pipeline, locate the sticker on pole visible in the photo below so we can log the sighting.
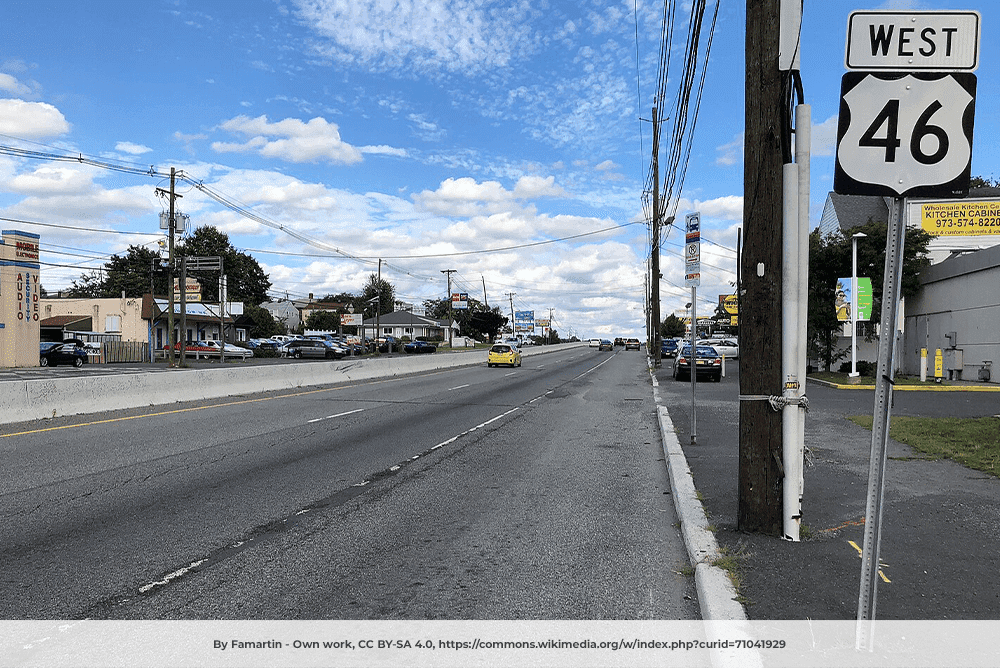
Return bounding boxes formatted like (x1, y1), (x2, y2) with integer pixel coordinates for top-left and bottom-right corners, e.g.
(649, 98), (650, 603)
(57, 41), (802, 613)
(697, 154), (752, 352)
(834, 72), (975, 198)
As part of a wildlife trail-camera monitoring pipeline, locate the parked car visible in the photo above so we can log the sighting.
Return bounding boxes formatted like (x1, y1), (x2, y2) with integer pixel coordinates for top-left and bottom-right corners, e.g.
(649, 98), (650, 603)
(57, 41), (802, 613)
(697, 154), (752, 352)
(698, 338), (739, 359)
(282, 339), (342, 359)
(660, 338), (679, 358)
(673, 344), (723, 382)
(247, 338), (281, 352)
(625, 337), (641, 350)
(203, 340), (254, 359)
(598, 339), (614, 351)
(40, 342), (88, 368)
(487, 343), (522, 368)
(403, 340), (437, 354)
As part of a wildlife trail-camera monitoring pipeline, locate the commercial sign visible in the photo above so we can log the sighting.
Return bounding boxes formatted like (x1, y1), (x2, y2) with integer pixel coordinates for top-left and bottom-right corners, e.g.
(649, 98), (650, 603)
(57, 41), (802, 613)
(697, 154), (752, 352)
(451, 292), (468, 310)
(920, 199), (1000, 236)
(340, 313), (363, 327)
(835, 277), (873, 322)
(514, 310), (534, 333)
(845, 11), (981, 72)
(719, 294), (738, 315)
(173, 277), (202, 302)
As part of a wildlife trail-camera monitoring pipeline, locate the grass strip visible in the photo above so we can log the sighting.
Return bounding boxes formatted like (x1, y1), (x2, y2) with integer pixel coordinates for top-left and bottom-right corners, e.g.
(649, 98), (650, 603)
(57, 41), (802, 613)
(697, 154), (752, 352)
(849, 415), (1000, 477)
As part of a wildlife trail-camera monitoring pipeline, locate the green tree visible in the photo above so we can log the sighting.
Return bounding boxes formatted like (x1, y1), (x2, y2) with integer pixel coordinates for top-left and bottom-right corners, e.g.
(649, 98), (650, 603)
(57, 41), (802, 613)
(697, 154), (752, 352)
(360, 274), (394, 316)
(423, 297), (506, 340)
(66, 245), (168, 298)
(660, 313), (687, 339)
(244, 304), (283, 338)
(176, 226), (271, 305)
(808, 220), (932, 371)
(305, 310), (342, 331)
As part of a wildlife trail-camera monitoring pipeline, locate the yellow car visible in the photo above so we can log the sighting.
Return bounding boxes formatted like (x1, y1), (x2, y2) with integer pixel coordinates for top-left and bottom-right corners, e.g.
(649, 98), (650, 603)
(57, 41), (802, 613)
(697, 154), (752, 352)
(488, 343), (522, 368)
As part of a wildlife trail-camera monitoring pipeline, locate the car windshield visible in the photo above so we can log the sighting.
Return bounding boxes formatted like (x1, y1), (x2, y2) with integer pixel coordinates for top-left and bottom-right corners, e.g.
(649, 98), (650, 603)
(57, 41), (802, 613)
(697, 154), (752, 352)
(491, 345), (511, 353)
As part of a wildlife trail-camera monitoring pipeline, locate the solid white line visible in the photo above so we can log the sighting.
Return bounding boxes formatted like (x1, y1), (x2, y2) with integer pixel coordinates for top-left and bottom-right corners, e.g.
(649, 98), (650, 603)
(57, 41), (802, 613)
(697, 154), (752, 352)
(308, 408), (364, 423)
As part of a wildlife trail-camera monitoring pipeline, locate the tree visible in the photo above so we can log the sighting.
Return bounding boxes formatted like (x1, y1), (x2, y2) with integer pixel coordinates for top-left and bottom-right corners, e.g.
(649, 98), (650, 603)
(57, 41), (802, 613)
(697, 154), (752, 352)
(360, 274), (394, 316)
(423, 297), (506, 341)
(807, 220), (933, 371)
(176, 226), (271, 306)
(243, 304), (283, 338)
(66, 245), (168, 298)
(660, 313), (686, 339)
(304, 310), (341, 331)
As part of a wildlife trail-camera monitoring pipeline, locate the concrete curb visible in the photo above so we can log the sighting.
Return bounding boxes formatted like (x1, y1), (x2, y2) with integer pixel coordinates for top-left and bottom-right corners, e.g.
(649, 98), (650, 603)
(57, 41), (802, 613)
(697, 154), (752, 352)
(649, 370), (747, 624)
(1, 343), (584, 425)
(806, 377), (1000, 391)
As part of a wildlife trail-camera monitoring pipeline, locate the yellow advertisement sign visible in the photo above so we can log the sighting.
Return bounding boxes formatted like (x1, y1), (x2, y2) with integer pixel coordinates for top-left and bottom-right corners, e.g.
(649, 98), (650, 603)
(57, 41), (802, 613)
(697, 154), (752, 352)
(719, 294), (738, 315)
(921, 200), (1000, 236)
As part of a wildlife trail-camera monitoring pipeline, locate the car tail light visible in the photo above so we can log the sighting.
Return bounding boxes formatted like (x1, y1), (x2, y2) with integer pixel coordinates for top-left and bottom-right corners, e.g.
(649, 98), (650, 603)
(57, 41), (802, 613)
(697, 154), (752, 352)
(678, 355), (687, 364)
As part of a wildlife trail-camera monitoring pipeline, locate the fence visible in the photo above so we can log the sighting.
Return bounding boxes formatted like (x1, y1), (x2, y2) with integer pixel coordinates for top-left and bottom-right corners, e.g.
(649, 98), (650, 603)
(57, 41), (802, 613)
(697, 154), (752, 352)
(101, 341), (150, 363)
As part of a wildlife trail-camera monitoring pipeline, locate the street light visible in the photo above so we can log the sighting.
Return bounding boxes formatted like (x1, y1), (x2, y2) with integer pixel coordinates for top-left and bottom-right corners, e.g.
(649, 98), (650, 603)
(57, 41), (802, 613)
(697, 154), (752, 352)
(850, 232), (868, 378)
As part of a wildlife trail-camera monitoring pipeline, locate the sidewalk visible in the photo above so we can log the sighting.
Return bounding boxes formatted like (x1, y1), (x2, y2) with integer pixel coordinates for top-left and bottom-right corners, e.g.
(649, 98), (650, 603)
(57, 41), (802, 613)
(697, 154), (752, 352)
(651, 363), (1000, 621)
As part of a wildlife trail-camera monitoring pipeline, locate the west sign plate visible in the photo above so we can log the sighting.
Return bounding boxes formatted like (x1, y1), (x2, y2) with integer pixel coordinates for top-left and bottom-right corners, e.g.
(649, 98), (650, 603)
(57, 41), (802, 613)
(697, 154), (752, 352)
(834, 72), (975, 198)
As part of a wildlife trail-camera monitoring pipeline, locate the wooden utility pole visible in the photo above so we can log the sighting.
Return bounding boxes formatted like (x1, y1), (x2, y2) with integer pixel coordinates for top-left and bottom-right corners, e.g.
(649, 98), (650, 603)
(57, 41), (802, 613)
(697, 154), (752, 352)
(738, 0), (784, 534)
(441, 269), (456, 347)
(650, 106), (662, 366)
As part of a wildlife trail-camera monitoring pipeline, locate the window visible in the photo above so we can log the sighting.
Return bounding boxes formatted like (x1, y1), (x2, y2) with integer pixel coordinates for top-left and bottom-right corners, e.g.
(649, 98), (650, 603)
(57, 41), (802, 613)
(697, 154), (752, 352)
(105, 315), (122, 332)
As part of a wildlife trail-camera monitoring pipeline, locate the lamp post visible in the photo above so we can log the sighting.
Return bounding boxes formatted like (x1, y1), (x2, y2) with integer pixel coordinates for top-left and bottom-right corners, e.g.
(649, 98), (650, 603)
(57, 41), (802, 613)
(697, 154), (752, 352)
(367, 296), (380, 354)
(850, 232), (867, 378)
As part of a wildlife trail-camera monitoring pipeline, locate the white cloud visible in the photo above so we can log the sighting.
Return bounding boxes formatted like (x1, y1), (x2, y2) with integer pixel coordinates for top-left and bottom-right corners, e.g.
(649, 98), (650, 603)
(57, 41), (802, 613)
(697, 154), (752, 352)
(291, 0), (536, 74)
(512, 175), (566, 199)
(716, 133), (743, 166)
(676, 195), (744, 222)
(212, 114), (365, 165)
(6, 165), (96, 196)
(115, 141), (152, 155)
(0, 73), (33, 97)
(0, 99), (69, 138)
(810, 114), (839, 158)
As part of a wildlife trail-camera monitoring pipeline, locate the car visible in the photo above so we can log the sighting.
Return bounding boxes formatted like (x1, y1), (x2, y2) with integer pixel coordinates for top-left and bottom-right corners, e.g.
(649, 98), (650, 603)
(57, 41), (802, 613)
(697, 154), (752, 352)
(247, 338), (281, 353)
(625, 338), (641, 350)
(598, 339), (613, 351)
(487, 343), (522, 368)
(40, 342), (88, 368)
(281, 339), (342, 359)
(660, 338), (679, 358)
(698, 338), (739, 359)
(614, 337), (625, 347)
(203, 340), (254, 359)
(589, 338), (601, 348)
(673, 344), (722, 382)
(403, 340), (437, 354)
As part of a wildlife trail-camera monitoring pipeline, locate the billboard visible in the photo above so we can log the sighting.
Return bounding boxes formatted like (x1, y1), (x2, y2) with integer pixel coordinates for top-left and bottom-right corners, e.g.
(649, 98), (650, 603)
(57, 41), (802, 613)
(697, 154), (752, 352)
(514, 310), (534, 333)
(451, 293), (468, 310)
(835, 277), (873, 322)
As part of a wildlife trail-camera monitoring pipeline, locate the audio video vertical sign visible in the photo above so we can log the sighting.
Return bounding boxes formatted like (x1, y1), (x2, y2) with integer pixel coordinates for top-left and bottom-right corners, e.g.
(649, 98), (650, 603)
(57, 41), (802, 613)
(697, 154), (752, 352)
(684, 212), (701, 287)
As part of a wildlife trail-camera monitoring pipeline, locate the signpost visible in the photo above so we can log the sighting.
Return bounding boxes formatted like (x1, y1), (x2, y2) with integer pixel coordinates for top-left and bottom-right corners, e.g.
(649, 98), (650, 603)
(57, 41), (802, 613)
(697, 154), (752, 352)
(685, 213), (700, 446)
(837, 9), (979, 650)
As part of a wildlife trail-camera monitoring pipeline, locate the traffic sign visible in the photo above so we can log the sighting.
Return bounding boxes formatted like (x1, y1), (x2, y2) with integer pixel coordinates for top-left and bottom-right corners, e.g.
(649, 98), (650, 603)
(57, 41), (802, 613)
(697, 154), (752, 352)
(834, 72), (976, 198)
(846, 11), (980, 72)
(684, 212), (700, 287)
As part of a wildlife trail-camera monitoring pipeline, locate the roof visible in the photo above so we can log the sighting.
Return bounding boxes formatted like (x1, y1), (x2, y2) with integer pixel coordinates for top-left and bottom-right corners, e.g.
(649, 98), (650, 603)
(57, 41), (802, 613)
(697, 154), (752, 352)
(826, 193), (889, 233)
(40, 315), (92, 328)
(362, 310), (451, 328)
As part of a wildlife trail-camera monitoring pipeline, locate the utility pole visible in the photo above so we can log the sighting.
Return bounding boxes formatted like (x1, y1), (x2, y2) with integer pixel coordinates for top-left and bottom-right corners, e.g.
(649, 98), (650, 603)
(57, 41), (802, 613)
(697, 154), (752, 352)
(650, 105), (662, 367)
(505, 293), (516, 340)
(441, 269), (456, 348)
(548, 307), (554, 345)
(739, 0), (785, 535)
(155, 168), (183, 367)
(375, 259), (383, 353)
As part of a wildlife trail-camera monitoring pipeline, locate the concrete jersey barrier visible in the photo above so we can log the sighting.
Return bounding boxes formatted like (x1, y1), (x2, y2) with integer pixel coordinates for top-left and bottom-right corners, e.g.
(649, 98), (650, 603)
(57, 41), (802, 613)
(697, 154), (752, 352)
(1, 343), (585, 425)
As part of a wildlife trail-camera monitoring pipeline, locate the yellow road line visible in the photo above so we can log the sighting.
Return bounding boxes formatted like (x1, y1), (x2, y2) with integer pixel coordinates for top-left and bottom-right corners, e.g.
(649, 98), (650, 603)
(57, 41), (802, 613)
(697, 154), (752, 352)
(848, 540), (891, 583)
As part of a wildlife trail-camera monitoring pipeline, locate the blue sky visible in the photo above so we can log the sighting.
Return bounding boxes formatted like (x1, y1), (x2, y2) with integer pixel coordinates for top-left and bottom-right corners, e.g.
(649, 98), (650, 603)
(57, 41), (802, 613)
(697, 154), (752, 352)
(0, 0), (995, 339)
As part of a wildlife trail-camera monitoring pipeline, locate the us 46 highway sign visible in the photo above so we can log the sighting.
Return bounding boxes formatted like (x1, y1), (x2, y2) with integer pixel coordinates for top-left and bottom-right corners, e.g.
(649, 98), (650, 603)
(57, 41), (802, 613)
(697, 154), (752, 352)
(834, 71), (976, 198)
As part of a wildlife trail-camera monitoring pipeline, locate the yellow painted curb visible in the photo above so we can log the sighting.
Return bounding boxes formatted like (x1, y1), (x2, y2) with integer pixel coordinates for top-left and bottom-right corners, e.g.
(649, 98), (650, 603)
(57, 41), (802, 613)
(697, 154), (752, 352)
(807, 378), (1000, 392)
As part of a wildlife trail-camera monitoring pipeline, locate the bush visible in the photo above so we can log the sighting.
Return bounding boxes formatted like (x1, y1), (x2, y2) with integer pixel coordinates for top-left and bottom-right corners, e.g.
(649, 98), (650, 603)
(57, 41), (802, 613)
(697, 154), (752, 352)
(837, 360), (876, 376)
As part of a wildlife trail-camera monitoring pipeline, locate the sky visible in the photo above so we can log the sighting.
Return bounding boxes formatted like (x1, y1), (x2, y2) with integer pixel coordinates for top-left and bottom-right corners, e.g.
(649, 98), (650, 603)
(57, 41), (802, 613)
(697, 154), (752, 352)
(0, 0), (996, 340)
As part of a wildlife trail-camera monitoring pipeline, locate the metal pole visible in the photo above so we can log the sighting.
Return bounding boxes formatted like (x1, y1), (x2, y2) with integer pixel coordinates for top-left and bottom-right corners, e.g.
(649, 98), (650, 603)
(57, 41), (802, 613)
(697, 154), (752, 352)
(651, 106), (662, 367)
(851, 235), (859, 377)
(690, 286), (697, 445)
(781, 162), (800, 541)
(795, 104), (811, 522)
(179, 255), (187, 366)
(857, 197), (907, 650)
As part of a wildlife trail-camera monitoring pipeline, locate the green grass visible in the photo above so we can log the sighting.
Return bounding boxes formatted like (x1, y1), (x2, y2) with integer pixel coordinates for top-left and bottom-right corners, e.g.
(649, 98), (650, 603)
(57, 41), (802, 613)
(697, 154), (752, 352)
(848, 415), (1000, 476)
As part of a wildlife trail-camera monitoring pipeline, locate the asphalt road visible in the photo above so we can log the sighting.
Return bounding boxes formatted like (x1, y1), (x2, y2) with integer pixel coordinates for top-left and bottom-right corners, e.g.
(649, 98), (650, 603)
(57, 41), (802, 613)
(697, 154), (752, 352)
(0, 347), (698, 620)
(654, 359), (1000, 620)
